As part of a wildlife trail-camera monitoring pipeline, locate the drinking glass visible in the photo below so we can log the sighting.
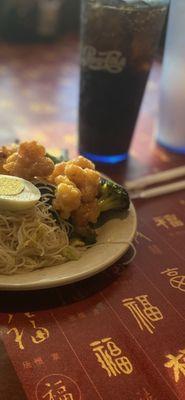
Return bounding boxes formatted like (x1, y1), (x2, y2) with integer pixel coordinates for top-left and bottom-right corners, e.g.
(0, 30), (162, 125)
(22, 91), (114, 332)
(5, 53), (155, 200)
(156, 0), (185, 154)
(79, 0), (169, 164)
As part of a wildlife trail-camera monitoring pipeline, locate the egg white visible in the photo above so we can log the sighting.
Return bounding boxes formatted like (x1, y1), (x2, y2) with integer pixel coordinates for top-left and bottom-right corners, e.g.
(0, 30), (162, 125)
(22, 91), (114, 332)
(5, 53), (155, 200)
(0, 175), (41, 211)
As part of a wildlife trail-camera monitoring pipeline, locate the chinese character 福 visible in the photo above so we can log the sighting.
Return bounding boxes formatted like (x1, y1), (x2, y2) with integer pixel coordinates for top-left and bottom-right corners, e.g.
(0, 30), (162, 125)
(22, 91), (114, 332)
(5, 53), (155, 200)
(42, 380), (74, 400)
(7, 312), (49, 350)
(90, 337), (133, 377)
(164, 349), (185, 383)
(123, 295), (163, 334)
(153, 214), (184, 229)
(161, 268), (185, 292)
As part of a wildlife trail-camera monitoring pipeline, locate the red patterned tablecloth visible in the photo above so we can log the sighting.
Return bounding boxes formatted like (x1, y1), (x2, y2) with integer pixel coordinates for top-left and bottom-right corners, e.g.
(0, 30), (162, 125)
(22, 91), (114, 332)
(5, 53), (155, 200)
(0, 35), (185, 400)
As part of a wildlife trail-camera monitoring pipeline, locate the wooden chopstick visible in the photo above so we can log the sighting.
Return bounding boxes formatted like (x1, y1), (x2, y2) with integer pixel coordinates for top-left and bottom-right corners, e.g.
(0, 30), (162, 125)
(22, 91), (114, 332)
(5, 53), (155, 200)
(130, 179), (185, 199)
(125, 165), (185, 191)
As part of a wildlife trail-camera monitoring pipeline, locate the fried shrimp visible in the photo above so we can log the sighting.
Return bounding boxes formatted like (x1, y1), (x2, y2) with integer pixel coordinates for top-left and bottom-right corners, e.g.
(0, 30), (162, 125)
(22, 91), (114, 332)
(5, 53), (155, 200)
(49, 155), (100, 223)
(0, 144), (18, 174)
(4, 141), (54, 180)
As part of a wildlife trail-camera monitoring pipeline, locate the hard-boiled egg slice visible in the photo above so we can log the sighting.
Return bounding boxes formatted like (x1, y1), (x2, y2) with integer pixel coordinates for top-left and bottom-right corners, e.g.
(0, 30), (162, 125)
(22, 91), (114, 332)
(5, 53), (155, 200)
(0, 175), (41, 211)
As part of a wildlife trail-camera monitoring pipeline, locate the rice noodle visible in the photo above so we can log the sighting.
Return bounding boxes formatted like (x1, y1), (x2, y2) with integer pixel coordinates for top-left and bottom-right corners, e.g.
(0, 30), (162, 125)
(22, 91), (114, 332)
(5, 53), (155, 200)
(0, 202), (81, 275)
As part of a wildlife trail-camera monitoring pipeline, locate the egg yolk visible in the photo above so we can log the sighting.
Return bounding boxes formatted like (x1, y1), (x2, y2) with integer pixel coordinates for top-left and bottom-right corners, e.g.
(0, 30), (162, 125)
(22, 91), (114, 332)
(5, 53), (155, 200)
(0, 176), (25, 196)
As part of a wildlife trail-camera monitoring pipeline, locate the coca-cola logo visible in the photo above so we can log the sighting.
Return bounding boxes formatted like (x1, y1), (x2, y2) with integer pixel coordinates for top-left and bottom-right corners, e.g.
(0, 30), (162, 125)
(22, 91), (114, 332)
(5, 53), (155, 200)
(81, 45), (126, 73)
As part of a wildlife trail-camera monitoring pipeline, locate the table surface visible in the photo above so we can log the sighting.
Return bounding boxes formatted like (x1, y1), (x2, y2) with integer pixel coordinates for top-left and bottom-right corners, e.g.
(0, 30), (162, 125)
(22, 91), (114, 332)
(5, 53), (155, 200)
(0, 35), (185, 400)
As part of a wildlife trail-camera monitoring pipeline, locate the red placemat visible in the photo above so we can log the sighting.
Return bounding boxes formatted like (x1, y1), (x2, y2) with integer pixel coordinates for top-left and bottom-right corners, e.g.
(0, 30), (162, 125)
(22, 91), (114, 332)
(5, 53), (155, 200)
(0, 35), (185, 400)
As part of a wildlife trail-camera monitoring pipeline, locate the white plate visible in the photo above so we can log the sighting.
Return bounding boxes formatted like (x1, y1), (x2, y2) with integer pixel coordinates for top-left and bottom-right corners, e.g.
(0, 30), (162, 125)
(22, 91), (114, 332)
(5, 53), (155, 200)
(0, 203), (137, 291)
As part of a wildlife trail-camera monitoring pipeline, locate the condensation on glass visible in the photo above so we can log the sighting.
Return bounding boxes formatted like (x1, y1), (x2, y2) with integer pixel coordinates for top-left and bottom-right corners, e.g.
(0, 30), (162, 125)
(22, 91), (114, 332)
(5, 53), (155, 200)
(79, 0), (169, 163)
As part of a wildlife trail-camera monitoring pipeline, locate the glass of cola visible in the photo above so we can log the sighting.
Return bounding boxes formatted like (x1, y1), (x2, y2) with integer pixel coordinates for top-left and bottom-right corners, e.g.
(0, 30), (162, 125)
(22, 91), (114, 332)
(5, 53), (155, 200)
(78, 0), (169, 164)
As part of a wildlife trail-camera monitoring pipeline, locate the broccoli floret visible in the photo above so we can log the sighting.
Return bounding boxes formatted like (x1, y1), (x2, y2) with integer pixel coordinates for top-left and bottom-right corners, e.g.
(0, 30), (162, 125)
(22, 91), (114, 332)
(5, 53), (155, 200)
(97, 178), (130, 213)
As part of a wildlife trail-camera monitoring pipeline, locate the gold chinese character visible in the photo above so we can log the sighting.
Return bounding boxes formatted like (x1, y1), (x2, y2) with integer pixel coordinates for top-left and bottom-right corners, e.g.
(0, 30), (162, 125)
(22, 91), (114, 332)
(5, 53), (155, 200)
(170, 276), (185, 292)
(7, 313), (49, 350)
(24, 312), (35, 318)
(164, 349), (185, 383)
(29, 320), (49, 344)
(123, 295), (163, 334)
(153, 214), (184, 229)
(135, 232), (152, 244)
(161, 267), (178, 277)
(165, 214), (184, 228)
(153, 216), (169, 229)
(8, 314), (13, 324)
(161, 268), (185, 292)
(36, 375), (78, 400)
(7, 327), (24, 350)
(90, 337), (133, 377)
(42, 380), (74, 400)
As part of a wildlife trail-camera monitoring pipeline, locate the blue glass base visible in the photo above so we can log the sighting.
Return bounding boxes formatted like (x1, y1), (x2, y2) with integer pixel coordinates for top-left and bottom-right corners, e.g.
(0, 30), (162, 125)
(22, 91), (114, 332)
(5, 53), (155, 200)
(81, 152), (128, 164)
(157, 138), (185, 155)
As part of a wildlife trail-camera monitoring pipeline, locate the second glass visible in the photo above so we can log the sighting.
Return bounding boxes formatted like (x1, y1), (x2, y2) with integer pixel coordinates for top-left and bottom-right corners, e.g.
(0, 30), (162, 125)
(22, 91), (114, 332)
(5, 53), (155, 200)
(78, 0), (168, 163)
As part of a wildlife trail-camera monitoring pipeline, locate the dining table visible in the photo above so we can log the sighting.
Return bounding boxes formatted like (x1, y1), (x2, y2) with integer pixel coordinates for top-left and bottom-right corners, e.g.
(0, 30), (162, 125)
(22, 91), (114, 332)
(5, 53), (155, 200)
(0, 34), (185, 400)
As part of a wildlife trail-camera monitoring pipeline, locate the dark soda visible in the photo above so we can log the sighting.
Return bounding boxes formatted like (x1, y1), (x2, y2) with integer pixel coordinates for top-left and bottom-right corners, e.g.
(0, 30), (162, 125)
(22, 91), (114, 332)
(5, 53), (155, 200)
(79, 0), (169, 162)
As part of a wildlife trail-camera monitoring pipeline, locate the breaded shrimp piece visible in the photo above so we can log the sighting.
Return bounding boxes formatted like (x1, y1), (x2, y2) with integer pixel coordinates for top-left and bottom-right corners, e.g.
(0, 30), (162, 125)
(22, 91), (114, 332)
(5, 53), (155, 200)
(72, 199), (100, 226)
(49, 155), (95, 184)
(53, 182), (81, 219)
(68, 155), (95, 170)
(49, 162), (66, 183)
(65, 164), (100, 202)
(0, 144), (18, 174)
(4, 141), (54, 180)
